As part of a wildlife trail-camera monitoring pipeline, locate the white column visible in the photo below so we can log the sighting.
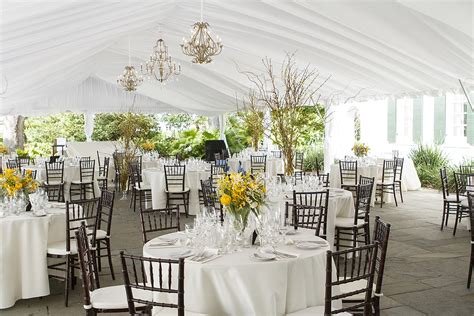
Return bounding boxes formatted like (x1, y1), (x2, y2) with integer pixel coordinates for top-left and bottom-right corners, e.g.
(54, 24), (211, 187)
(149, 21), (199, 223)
(2, 115), (17, 150)
(84, 112), (95, 142)
(422, 96), (434, 144)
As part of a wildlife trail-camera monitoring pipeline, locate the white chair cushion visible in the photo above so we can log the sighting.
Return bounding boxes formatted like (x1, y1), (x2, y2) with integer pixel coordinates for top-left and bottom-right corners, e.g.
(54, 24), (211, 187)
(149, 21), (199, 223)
(335, 217), (366, 228)
(338, 278), (373, 300)
(44, 181), (63, 185)
(96, 176), (107, 180)
(165, 186), (190, 193)
(286, 305), (351, 316)
(47, 240), (77, 255)
(135, 182), (151, 190)
(71, 180), (93, 184)
(461, 199), (470, 208)
(90, 285), (151, 310)
(445, 195), (466, 202)
(153, 307), (208, 316)
(96, 229), (107, 240)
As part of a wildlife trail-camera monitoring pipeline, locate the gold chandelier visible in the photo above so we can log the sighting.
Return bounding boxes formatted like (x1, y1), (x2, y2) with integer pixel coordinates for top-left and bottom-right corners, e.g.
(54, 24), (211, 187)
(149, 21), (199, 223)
(117, 38), (143, 91)
(181, 0), (223, 64)
(142, 37), (180, 83)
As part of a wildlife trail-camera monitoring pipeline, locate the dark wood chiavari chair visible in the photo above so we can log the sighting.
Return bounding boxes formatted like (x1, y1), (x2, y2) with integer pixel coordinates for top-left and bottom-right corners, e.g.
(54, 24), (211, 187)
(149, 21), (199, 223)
(6, 159), (19, 170)
(319, 173), (330, 187)
(250, 155), (267, 175)
(70, 159), (96, 201)
(139, 205), (181, 244)
(16, 156), (31, 168)
(21, 168), (37, 179)
(439, 168), (463, 231)
(375, 160), (397, 208)
(460, 165), (474, 174)
(467, 193), (474, 289)
(76, 222), (150, 314)
(271, 150), (282, 158)
(120, 252), (185, 316)
(287, 243), (378, 316)
(201, 179), (224, 223)
(164, 165), (190, 217)
(335, 182), (374, 250)
(129, 162), (151, 213)
(453, 172), (474, 236)
(290, 189), (330, 238)
(113, 151), (125, 191)
(97, 156), (110, 191)
(294, 152), (304, 181)
(339, 217), (391, 315)
(394, 157), (404, 203)
(210, 164), (227, 187)
(339, 160), (358, 196)
(95, 190), (116, 279)
(44, 161), (65, 202)
(47, 198), (100, 306)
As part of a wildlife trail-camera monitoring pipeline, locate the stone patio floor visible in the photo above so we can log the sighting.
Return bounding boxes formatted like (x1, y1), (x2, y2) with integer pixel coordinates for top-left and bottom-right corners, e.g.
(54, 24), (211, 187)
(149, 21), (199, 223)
(2, 189), (473, 316)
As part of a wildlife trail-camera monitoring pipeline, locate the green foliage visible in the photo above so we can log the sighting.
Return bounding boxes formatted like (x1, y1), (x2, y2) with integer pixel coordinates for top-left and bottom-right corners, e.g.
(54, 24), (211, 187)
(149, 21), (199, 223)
(171, 129), (219, 159)
(409, 144), (450, 189)
(295, 105), (325, 147)
(16, 149), (29, 158)
(91, 113), (123, 141)
(303, 145), (324, 172)
(225, 114), (251, 154)
(24, 113), (86, 156)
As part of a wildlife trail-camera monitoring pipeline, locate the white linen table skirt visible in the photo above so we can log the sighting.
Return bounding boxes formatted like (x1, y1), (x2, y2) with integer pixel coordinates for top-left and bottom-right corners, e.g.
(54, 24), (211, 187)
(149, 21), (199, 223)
(228, 157), (284, 176)
(143, 229), (339, 316)
(0, 205), (66, 309)
(267, 189), (355, 250)
(27, 165), (100, 201)
(142, 168), (210, 215)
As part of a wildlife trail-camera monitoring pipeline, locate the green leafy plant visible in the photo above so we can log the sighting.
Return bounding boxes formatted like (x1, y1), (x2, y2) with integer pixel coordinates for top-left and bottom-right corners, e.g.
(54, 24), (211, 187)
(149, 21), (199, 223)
(303, 146), (324, 172)
(409, 144), (450, 189)
(225, 114), (251, 154)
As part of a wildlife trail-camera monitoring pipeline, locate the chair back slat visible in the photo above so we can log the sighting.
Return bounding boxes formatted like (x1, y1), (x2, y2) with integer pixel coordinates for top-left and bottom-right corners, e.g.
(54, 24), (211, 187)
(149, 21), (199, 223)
(139, 206), (180, 244)
(440, 168), (450, 199)
(120, 252), (185, 316)
(6, 159), (20, 170)
(164, 165), (186, 192)
(17, 157), (31, 168)
(460, 165), (474, 174)
(294, 152), (304, 170)
(99, 190), (115, 235)
(325, 243), (379, 315)
(339, 161), (358, 185)
(289, 189), (329, 237)
(75, 222), (100, 308)
(355, 179), (374, 223)
(454, 172), (474, 198)
(250, 155), (267, 174)
(381, 160), (396, 183)
(394, 157), (404, 181)
(211, 164), (227, 187)
(372, 216), (391, 296)
(79, 159), (95, 182)
(45, 161), (64, 183)
(65, 198), (100, 252)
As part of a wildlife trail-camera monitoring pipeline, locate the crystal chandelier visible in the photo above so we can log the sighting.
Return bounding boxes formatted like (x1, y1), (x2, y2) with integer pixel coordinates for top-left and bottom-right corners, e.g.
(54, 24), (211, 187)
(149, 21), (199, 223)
(181, 0), (223, 64)
(141, 37), (180, 83)
(117, 38), (143, 91)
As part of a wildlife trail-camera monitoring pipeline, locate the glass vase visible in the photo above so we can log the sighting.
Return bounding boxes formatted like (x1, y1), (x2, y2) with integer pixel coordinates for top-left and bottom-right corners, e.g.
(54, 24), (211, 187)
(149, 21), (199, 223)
(120, 190), (127, 200)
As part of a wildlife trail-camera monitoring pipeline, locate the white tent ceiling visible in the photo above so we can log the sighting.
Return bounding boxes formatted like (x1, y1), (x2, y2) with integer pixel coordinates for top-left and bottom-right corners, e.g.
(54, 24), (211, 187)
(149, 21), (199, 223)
(0, 0), (473, 116)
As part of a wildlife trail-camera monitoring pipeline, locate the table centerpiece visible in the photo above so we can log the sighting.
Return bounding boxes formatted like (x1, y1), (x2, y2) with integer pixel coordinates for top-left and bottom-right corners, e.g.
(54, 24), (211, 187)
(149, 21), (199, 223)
(352, 142), (370, 158)
(0, 168), (38, 211)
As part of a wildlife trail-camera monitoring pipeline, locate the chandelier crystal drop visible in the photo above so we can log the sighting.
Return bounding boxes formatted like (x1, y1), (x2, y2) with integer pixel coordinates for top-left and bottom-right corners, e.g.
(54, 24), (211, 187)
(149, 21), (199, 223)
(181, 0), (223, 64)
(117, 38), (143, 92)
(142, 38), (180, 83)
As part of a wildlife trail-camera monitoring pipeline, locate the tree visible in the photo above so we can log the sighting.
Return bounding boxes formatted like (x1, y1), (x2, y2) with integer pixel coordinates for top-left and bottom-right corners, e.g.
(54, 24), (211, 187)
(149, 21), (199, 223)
(242, 53), (330, 175)
(237, 91), (265, 151)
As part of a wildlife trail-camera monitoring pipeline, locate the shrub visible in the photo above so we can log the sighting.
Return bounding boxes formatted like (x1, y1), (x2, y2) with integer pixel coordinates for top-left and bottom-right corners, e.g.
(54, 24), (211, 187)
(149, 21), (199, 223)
(409, 144), (450, 189)
(303, 146), (324, 173)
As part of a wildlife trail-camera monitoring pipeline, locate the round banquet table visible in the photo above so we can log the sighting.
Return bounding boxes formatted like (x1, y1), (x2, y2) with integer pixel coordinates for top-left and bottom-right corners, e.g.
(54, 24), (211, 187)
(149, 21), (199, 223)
(142, 168), (210, 216)
(24, 164), (101, 201)
(143, 229), (339, 316)
(267, 188), (355, 250)
(228, 157), (284, 176)
(0, 203), (67, 309)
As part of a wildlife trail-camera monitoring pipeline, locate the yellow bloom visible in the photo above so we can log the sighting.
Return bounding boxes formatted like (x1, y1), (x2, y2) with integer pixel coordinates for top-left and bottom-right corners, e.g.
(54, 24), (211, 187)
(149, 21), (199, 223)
(220, 194), (232, 206)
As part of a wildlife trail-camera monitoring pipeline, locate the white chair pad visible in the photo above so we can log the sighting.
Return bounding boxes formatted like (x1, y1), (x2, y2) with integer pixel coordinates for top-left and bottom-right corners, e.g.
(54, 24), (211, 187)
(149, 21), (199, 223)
(135, 183), (151, 190)
(286, 305), (351, 316)
(445, 196), (466, 202)
(47, 240), (77, 255)
(44, 181), (63, 186)
(96, 176), (107, 180)
(153, 307), (208, 316)
(96, 229), (107, 240)
(71, 180), (94, 185)
(165, 187), (190, 193)
(339, 278), (375, 301)
(461, 199), (469, 208)
(90, 285), (151, 310)
(335, 217), (366, 228)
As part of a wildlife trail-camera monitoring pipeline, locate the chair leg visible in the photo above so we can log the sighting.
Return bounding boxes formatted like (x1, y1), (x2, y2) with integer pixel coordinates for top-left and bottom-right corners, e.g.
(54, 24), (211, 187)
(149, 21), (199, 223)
(468, 259), (473, 289)
(97, 242), (102, 272)
(380, 186), (384, 208)
(373, 297), (380, 316)
(335, 228), (340, 251)
(453, 206), (460, 236)
(352, 227), (357, 249)
(64, 255), (70, 307)
(440, 201), (446, 231)
(392, 184), (398, 207)
(106, 239), (115, 280)
(399, 183), (404, 203)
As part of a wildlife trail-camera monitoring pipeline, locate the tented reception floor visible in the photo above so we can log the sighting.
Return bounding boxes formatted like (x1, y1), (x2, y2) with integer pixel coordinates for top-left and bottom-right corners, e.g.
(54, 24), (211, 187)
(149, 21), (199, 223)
(3, 189), (473, 316)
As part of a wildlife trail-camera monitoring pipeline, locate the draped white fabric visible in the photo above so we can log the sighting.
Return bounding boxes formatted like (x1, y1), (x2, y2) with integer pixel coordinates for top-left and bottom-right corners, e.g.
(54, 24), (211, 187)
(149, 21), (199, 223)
(1, 0), (472, 116)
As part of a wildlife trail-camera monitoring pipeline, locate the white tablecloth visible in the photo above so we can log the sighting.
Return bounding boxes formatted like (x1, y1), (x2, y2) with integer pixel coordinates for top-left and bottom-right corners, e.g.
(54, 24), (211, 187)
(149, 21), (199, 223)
(27, 165), (101, 201)
(0, 204), (66, 309)
(142, 168), (210, 216)
(143, 229), (338, 316)
(268, 188), (355, 250)
(228, 157), (284, 176)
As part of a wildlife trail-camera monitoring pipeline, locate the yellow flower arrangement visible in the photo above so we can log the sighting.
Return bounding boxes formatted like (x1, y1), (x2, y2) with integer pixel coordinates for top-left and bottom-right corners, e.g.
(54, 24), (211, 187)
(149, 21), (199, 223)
(0, 168), (38, 198)
(352, 143), (370, 158)
(0, 144), (8, 155)
(217, 172), (266, 229)
(140, 141), (156, 152)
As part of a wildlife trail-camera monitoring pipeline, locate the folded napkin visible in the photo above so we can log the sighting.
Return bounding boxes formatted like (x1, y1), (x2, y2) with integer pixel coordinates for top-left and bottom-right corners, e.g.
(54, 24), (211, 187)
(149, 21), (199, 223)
(149, 239), (182, 248)
(189, 247), (219, 263)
